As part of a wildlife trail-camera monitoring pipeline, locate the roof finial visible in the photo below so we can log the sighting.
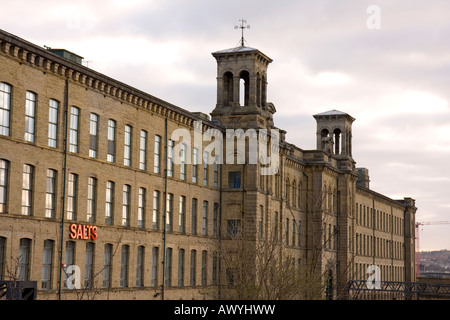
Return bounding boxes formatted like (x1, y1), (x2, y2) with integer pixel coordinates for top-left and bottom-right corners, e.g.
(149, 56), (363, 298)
(234, 19), (250, 47)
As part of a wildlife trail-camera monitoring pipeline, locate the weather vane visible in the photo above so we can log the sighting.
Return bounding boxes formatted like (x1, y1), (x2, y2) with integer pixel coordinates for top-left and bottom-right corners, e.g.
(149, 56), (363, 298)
(235, 19), (250, 47)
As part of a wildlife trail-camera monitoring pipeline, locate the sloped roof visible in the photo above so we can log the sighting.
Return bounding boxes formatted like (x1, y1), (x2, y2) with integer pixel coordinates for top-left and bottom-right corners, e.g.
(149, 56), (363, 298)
(212, 45), (273, 63)
(313, 109), (349, 117)
(313, 109), (355, 121)
(212, 46), (260, 54)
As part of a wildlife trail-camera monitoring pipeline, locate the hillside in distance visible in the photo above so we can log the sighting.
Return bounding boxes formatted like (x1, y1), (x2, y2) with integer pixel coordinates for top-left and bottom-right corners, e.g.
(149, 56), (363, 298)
(420, 250), (450, 274)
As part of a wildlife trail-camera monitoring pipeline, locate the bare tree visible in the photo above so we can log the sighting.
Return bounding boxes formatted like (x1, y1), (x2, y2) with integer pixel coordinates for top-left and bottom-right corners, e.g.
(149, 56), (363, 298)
(59, 232), (123, 300)
(207, 183), (358, 300)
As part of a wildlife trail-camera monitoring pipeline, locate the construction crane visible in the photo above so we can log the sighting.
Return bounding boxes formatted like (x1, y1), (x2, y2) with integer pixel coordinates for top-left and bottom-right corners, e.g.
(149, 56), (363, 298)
(415, 221), (450, 277)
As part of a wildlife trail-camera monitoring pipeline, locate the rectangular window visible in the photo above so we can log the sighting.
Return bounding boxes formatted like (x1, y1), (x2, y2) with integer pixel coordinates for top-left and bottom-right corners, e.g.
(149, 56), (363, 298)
(87, 177), (97, 223)
(24, 91), (36, 142)
(136, 246), (144, 287)
(45, 169), (57, 218)
(212, 252), (218, 286)
(179, 196), (186, 233)
(138, 187), (146, 228)
(41, 240), (54, 290)
(103, 244), (112, 288)
(48, 99), (59, 148)
(107, 119), (116, 162)
(202, 201), (208, 236)
(105, 181), (114, 225)
(122, 185), (130, 226)
(228, 171), (241, 188)
(84, 242), (95, 288)
(258, 205), (263, 239)
(203, 151), (208, 186)
(292, 220), (296, 246)
(191, 198), (197, 234)
(151, 247), (159, 287)
(201, 250), (207, 286)
(214, 157), (218, 188)
(139, 130), (147, 170)
(227, 219), (241, 238)
(69, 106), (79, 153)
(0, 83), (11, 136)
(152, 190), (160, 230)
(166, 193), (173, 232)
(0, 160), (9, 214)
(167, 139), (174, 177)
(165, 248), (172, 287)
(286, 218), (289, 245)
(178, 249), (185, 287)
(192, 148), (198, 183)
(89, 113), (99, 158)
(190, 250), (196, 287)
(274, 211), (279, 241)
(64, 241), (75, 288)
(213, 204), (218, 237)
(124, 125), (132, 166)
(180, 143), (186, 180)
(67, 173), (77, 220)
(0, 237), (5, 280)
(18, 238), (31, 281)
(154, 135), (161, 173)
(21, 164), (33, 216)
(120, 245), (129, 287)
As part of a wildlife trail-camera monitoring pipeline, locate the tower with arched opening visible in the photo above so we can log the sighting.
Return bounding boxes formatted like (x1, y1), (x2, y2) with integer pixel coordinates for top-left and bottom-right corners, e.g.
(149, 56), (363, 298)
(210, 45), (275, 130)
(313, 109), (356, 170)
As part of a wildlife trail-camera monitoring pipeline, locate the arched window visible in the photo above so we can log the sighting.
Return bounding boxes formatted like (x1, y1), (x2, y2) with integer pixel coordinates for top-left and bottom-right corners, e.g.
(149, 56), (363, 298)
(274, 172), (280, 198)
(292, 180), (297, 207)
(321, 129), (329, 150)
(261, 74), (267, 107)
(298, 181), (302, 210)
(223, 72), (233, 106)
(333, 128), (342, 155)
(285, 178), (290, 204)
(256, 72), (261, 107)
(239, 70), (250, 106)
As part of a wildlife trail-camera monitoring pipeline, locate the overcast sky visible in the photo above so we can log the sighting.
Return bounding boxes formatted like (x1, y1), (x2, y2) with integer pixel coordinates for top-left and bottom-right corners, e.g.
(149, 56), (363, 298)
(1, 0), (449, 251)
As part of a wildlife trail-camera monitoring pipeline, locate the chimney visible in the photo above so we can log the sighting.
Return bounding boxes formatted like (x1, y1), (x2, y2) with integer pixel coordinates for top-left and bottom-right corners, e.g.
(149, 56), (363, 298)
(47, 48), (84, 65)
(356, 168), (370, 189)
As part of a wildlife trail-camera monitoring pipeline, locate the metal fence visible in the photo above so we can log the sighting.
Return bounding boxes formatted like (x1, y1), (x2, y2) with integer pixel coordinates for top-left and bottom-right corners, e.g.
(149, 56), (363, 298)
(346, 280), (450, 300)
(0, 281), (37, 300)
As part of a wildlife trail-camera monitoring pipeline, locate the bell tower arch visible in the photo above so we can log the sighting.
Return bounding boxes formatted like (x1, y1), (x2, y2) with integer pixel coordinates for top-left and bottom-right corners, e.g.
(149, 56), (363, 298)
(210, 45), (275, 129)
(313, 109), (356, 170)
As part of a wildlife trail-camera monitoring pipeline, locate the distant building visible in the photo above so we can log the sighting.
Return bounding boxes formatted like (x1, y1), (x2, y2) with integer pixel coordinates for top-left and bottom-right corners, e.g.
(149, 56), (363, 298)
(0, 29), (416, 300)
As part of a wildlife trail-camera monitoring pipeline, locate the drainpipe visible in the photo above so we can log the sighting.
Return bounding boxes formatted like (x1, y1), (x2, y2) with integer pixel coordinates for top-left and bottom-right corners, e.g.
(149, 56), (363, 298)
(373, 198), (376, 266)
(162, 117), (168, 300)
(218, 161), (223, 299)
(58, 79), (69, 300)
(302, 172), (309, 262)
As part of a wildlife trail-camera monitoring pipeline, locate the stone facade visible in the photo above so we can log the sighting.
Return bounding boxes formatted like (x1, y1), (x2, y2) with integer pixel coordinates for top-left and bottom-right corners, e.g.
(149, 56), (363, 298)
(0, 29), (416, 300)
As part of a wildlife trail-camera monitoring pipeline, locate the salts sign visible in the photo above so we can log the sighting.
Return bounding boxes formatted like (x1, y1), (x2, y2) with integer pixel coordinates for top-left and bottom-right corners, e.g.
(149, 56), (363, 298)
(69, 223), (98, 240)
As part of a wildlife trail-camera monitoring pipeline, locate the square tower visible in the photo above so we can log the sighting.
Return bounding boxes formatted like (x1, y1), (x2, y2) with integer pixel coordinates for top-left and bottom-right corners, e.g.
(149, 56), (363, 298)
(313, 109), (356, 171)
(210, 46), (276, 130)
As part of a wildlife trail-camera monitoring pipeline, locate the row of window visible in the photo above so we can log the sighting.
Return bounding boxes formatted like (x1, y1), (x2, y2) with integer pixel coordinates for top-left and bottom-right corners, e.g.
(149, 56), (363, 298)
(1, 159), (306, 247)
(273, 173), (305, 209)
(356, 203), (404, 235)
(0, 237), (218, 290)
(0, 159), (219, 234)
(354, 262), (405, 283)
(0, 82), (221, 187)
(355, 233), (405, 260)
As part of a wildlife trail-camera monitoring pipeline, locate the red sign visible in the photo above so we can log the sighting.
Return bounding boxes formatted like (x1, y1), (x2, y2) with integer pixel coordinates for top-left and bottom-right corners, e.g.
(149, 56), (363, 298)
(69, 223), (98, 240)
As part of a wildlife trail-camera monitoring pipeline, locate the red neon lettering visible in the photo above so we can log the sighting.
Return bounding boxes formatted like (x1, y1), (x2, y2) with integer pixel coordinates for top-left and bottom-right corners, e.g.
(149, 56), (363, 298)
(68, 224), (98, 240)
(69, 223), (77, 239)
